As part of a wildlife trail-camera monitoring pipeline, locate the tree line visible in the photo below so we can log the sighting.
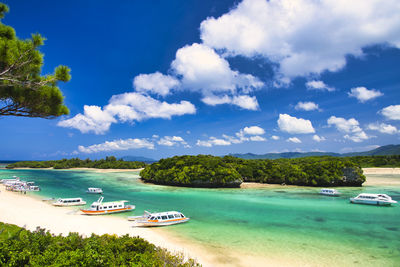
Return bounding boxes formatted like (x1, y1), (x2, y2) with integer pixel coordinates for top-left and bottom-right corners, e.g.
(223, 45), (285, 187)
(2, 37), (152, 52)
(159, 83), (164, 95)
(140, 155), (367, 188)
(6, 156), (146, 170)
(0, 222), (198, 266)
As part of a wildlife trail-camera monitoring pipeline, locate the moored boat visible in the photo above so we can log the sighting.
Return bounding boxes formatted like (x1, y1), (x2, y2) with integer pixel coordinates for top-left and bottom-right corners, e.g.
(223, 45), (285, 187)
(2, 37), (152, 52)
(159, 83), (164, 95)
(350, 193), (397, 206)
(53, 198), (86, 206)
(80, 196), (135, 215)
(320, 188), (341, 196)
(86, 187), (103, 194)
(129, 211), (189, 227)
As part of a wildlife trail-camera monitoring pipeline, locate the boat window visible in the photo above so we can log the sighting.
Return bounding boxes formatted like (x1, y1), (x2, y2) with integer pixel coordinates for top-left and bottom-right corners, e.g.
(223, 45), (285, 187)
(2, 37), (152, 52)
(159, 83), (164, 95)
(168, 215), (174, 219)
(174, 214), (180, 218)
(180, 214), (185, 218)
(109, 206), (112, 209)
(114, 205), (117, 208)
(119, 205), (122, 208)
(99, 207), (102, 210)
(161, 216), (167, 220)
(157, 216), (161, 219)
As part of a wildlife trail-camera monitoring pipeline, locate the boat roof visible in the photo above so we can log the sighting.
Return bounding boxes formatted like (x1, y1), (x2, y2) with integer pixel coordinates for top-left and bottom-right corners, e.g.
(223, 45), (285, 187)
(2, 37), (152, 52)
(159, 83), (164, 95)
(357, 193), (390, 197)
(88, 187), (102, 190)
(93, 200), (129, 205)
(147, 211), (182, 216)
(57, 197), (83, 200)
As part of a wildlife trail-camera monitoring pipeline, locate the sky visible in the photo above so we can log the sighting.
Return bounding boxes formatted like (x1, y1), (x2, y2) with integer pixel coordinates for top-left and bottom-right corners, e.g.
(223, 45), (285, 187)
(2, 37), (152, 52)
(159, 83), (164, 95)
(1, 0), (400, 160)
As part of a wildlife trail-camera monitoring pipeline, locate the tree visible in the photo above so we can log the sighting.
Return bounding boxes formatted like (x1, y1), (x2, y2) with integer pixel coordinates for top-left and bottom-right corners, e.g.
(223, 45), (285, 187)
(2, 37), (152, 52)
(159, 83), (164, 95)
(0, 3), (70, 118)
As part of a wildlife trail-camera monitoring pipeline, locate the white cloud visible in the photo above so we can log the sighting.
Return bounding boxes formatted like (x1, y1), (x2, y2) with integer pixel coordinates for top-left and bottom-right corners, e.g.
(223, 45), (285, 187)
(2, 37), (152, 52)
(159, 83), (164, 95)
(170, 43), (263, 110)
(381, 105), (400, 120)
(157, 136), (189, 147)
(58, 93), (196, 134)
(249, 136), (266, 141)
(78, 138), (154, 153)
(305, 80), (335, 92)
(327, 116), (369, 142)
(200, 0), (400, 80)
(201, 94), (259, 110)
(57, 105), (116, 135)
(271, 135), (280, 140)
(287, 137), (302, 143)
(277, 114), (315, 134)
(348, 87), (383, 102)
(367, 123), (398, 134)
(242, 126), (265, 135)
(295, 101), (319, 111)
(133, 72), (180, 96)
(196, 137), (231, 147)
(313, 134), (326, 142)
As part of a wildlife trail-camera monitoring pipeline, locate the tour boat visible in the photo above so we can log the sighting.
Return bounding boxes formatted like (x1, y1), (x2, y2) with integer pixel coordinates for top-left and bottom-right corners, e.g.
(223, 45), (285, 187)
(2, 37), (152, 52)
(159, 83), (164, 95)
(53, 198), (86, 206)
(80, 196), (135, 215)
(350, 193), (397, 206)
(320, 188), (341, 196)
(129, 211), (189, 227)
(86, 187), (103, 194)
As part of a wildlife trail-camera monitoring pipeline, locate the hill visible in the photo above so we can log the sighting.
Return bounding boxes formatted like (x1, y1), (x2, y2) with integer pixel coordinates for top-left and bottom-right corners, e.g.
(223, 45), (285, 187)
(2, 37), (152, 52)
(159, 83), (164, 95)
(230, 144), (400, 159)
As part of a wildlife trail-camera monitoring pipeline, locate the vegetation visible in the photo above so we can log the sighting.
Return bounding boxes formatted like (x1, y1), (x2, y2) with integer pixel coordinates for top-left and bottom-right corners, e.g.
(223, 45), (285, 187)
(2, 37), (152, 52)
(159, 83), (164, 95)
(6, 157), (146, 169)
(348, 155), (400, 167)
(0, 3), (70, 118)
(0, 222), (198, 266)
(140, 155), (366, 187)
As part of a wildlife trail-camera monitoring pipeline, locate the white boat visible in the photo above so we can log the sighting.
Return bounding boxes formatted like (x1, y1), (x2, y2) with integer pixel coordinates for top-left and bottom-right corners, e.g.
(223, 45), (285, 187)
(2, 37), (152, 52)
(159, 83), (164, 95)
(350, 193), (397, 206)
(53, 198), (86, 206)
(86, 187), (103, 194)
(320, 188), (341, 196)
(129, 211), (189, 227)
(80, 196), (135, 215)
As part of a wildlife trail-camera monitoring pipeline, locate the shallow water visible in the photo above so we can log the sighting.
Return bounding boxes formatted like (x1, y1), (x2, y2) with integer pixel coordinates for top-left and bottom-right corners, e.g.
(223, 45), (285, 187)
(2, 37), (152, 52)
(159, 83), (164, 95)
(1, 169), (399, 266)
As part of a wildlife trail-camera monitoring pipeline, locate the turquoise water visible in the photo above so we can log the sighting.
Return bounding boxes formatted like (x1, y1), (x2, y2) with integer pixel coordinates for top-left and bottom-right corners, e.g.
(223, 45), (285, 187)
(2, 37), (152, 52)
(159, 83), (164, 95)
(1, 169), (400, 266)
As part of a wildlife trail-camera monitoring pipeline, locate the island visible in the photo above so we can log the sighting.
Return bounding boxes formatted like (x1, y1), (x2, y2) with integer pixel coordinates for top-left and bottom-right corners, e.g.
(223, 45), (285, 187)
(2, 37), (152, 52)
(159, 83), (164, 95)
(140, 155), (367, 188)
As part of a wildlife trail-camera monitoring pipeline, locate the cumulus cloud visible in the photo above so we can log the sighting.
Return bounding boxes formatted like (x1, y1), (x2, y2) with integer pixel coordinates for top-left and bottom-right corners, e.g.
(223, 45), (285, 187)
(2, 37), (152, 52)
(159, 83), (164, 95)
(277, 114), (315, 134)
(313, 134), (326, 142)
(271, 135), (280, 140)
(201, 94), (259, 110)
(305, 80), (335, 92)
(58, 93), (196, 134)
(287, 137), (302, 143)
(380, 105), (400, 120)
(133, 72), (180, 96)
(348, 87), (383, 102)
(327, 116), (369, 142)
(197, 126), (266, 147)
(295, 101), (319, 111)
(200, 0), (400, 80)
(367, 123), (398, 134)
(158, 136), (189, 147)
(78, 138), (154, 153)
(57, 105), (116, 135)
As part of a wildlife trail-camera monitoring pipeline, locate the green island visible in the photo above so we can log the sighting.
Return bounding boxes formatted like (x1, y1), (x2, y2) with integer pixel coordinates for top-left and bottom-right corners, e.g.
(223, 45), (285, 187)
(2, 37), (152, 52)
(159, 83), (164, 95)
(140, 155), (371, 187)
(5, 157), (146, 170)
(0, 222), (198, 266)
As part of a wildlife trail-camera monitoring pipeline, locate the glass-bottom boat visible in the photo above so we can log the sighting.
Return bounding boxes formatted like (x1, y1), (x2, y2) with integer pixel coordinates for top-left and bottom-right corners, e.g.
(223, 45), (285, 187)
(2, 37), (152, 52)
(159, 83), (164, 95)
(81, 196), (135, 215)
(129, 211), (189, 227)
(350, 193), (397, 206)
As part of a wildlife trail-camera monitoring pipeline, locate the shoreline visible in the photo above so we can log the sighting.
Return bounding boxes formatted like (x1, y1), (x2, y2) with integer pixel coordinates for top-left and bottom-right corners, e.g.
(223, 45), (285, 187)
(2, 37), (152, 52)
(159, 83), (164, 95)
(4, 167), (144, 173)
(0, 184), (212, 266)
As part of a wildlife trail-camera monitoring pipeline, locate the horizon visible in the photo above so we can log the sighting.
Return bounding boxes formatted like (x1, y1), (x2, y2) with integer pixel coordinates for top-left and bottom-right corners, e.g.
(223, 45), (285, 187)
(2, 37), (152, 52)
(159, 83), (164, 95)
(1, 0), (400, 160)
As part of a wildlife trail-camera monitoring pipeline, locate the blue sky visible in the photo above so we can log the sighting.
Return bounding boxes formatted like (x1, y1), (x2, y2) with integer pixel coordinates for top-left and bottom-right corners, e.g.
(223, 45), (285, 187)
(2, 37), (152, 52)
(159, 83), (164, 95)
(1, 0), (400, 160)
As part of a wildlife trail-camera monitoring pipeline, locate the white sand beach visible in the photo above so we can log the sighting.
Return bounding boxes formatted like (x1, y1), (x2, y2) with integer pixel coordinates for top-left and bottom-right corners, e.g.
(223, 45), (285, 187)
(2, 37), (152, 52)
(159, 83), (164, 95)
(362, 167), (400, 175)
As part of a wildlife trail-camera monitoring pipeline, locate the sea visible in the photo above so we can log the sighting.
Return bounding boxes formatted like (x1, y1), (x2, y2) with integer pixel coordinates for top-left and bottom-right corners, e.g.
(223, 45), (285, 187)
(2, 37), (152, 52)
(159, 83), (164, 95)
(0, 168), (399, 266)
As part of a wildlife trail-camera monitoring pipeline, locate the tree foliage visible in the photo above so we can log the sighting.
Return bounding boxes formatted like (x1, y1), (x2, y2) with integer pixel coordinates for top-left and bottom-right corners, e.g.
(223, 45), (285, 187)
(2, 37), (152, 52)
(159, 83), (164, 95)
(0, 222), (199, 267)
(6, 157), (147, 169)
(0, 3), (70, 118)
(141, 155), (367, 187)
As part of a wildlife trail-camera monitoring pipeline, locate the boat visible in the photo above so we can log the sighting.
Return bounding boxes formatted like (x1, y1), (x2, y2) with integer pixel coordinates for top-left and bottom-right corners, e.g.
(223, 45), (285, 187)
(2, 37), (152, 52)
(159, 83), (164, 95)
(80, 196), (135, 215)
(350, 193), (397, 206)
(129, 211), (189, 227)
(53, 198), (86, 206)
(86, 187), (103, 194)
(320, 188), (341, 196)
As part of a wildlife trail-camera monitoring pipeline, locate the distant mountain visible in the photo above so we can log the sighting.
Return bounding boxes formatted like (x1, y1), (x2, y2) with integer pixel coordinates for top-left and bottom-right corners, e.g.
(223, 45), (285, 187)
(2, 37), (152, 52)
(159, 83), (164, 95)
(230, 144), (400, 160)
(120, 156), (156, 163)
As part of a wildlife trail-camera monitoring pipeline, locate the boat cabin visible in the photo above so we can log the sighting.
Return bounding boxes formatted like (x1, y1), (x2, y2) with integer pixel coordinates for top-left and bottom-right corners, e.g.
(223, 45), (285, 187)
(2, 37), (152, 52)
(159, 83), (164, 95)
(53, 198), (86, 206)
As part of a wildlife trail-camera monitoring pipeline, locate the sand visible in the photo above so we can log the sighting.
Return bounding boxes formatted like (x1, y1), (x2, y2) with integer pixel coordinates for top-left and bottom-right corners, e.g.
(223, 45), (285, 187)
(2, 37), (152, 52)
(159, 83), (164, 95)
(362, 167), (400, 175)
(0, 184), (211, 266)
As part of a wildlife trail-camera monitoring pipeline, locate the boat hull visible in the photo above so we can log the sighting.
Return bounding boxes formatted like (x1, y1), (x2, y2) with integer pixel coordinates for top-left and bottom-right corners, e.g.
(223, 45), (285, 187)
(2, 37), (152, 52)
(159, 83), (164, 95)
(320, 193), (341, 197)
(53, 202), (86, 207)
(81, 205), (135, 215)
(350, 198), (396, 206)
(134, 217), (190, 227)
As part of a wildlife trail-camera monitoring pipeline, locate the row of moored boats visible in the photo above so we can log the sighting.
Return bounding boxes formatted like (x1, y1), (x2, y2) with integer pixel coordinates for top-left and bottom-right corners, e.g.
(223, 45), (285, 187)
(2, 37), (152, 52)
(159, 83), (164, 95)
(1, 176), (40, 193)
(320, 188), (397, 206)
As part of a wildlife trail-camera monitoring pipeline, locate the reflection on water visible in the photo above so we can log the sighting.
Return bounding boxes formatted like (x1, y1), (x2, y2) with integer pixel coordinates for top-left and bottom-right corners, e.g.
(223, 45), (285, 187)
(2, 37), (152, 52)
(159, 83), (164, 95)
(1, 169), (400, 266)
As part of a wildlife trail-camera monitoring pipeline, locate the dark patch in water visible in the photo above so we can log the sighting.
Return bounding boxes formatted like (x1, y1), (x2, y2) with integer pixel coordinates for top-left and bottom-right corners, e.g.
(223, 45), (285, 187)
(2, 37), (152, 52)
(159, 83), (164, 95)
(274, 190), (287, 193)
(314, 217), (325, 223)
(385, 227), (398, 232)
(379, 245), (388, 249)
(231, 219), (249, 224)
